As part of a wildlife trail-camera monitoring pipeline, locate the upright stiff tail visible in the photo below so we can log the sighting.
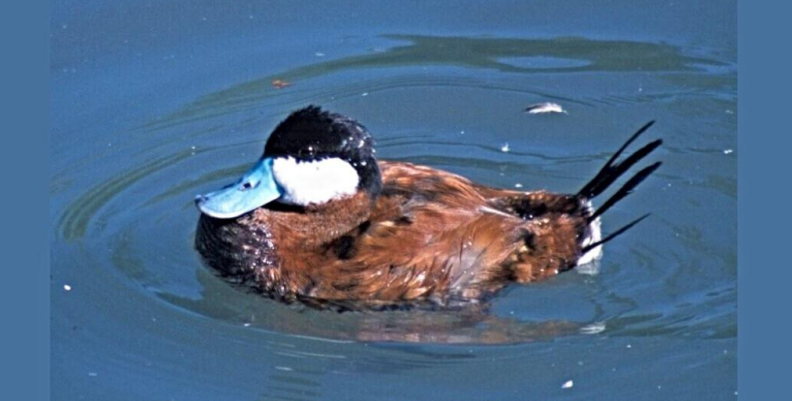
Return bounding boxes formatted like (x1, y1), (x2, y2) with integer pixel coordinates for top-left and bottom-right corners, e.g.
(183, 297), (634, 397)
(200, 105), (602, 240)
(578, 121), (662, 253)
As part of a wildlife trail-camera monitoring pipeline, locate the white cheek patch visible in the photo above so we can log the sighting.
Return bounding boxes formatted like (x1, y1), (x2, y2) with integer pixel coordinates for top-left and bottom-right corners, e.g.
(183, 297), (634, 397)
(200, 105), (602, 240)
(271, 157), (359, 206)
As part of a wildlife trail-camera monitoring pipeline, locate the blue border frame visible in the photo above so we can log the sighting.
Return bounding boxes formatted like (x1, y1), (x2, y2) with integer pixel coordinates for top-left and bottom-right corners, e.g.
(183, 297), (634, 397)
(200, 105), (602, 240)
(0, 1), (50, 400)
(2, 1), (789, 400)
(738, 1), (792, 400)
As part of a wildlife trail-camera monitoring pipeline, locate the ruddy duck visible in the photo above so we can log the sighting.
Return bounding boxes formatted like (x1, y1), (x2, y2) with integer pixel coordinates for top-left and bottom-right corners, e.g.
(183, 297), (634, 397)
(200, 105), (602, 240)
(195, 106), (661, 310)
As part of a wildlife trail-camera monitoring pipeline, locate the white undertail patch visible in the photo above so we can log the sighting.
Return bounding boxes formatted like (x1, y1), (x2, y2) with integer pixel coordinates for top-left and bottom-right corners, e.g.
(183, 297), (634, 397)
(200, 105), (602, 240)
(577, 201), (603, 275)
(272, 157), (359, 206)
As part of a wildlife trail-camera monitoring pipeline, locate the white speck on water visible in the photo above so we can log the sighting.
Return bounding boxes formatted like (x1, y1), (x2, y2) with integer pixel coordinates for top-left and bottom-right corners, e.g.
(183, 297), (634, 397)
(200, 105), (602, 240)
(501, 143), (510, 152)
(361, 92), (368, 97)
(62, 24), (68, 30)
(243, 323), (251, 327)
(460, 130), (465, 135)
(63, 284), (72, 291)
(275, 366), (293, 371)
(315, 52), (325, 57)
(561, 380), (574, 389)
(580, 321), (606, 334)
(88, 372), (98, 377)
(723, 149), (733, 155)
(514, 183), (523, 188)
(202, 17), (207, 21)
(725, 109), (734, 114)
(525, 102), (567, 115)
(626, 344), (632, 349)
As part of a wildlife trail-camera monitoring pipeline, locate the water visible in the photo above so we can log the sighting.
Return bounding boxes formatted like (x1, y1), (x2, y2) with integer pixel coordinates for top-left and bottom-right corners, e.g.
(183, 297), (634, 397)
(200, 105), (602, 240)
(51, 1), (736, 399)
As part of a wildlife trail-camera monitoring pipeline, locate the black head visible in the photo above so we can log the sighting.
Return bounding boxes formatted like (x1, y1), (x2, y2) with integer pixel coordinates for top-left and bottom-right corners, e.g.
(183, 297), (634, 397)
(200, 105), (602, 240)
(195, 106), (382, 218)
(264, 106), (382, 196)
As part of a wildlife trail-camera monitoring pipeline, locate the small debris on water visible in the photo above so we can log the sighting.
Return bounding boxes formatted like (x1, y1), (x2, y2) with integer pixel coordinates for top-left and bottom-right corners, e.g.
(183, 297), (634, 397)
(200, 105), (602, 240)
(315, 52), (325, 57)
(723, 149), (733, 155)
(275, 366), (293, 371)
(626, 344), (632, 349)
(243, 323), (251, 327)
(88, 372), (98, 377)
(63, 284), (72, 291)
(524, 102), (567, 115)
(501, 143), (510, 153)
(561, 380), (574, 389)
(514, 183), (523, 188)
(271, 79), (291, 89)
(361, 92), (369, 97)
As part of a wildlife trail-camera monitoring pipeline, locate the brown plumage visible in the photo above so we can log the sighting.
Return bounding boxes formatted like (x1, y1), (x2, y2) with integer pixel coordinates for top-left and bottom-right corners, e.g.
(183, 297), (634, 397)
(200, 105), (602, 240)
(195, 107), (661, 311)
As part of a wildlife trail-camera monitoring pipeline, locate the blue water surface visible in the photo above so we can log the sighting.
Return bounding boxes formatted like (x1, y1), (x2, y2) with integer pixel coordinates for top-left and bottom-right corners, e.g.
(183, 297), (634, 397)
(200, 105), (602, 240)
(50, 1), (736, 400)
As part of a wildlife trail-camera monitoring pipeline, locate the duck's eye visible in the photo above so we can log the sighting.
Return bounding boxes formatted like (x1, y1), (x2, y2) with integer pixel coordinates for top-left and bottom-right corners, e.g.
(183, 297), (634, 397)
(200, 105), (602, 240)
(240, 181), (257, 191)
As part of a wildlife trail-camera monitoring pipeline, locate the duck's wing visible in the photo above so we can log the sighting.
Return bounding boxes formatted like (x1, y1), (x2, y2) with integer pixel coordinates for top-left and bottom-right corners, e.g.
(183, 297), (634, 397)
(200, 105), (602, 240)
(296, 162), (518, 306)
(304, 162), (588, 306)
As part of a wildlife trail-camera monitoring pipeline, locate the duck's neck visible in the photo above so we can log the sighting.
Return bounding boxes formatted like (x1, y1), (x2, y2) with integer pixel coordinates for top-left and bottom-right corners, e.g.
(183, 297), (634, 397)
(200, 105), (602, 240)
(265, 191), (374, 249)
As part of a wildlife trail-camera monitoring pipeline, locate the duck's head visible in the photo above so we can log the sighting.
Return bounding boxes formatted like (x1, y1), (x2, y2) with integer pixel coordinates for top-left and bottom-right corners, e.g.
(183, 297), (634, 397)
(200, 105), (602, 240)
(195, 106), (382, 218)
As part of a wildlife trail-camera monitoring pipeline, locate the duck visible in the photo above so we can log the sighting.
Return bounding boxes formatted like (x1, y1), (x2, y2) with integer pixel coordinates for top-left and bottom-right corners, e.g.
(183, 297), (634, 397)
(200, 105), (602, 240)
(195, 106), (662, 311)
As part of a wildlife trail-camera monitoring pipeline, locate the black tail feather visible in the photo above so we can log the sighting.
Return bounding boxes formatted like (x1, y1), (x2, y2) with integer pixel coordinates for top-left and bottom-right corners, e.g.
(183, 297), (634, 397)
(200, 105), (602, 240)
(588, 162), (662, 222)
(578, 121), (660, 199)
(582, 213), (651, 254)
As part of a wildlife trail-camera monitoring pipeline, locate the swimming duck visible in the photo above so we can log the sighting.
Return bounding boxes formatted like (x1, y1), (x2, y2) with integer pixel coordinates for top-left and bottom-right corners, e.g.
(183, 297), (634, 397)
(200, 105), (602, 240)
(195, 106), (661, 310)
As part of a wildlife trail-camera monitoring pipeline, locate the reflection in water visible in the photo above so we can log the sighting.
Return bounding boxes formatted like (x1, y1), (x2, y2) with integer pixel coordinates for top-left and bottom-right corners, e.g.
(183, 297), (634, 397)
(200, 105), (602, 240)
(159, 265), (584, 344)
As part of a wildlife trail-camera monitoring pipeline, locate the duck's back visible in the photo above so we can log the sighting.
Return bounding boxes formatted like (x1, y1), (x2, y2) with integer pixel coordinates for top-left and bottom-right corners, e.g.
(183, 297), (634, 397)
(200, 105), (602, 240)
(292, 161), (592, 309)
